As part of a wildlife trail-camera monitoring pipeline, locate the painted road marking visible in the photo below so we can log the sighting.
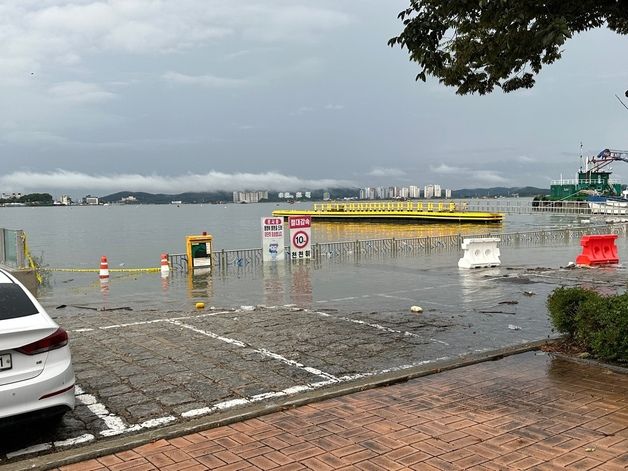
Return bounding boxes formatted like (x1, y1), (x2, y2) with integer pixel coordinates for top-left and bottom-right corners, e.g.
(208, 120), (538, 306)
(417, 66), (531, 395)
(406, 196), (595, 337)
(4, 355), (452, 460)
(166, 320), (339, 382)
(312, 310), (449, 346)
(103, 416), (177, 437)
(76, 385), (126, 434)
(67, 311), (232, 334)
(10, 308), (455, 460)
(312, 282), (463, 309)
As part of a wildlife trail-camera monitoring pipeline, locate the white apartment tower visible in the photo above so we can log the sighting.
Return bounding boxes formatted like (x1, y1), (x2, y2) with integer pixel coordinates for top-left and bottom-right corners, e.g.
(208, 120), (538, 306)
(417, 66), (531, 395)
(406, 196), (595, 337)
(424, 185), (434, 199)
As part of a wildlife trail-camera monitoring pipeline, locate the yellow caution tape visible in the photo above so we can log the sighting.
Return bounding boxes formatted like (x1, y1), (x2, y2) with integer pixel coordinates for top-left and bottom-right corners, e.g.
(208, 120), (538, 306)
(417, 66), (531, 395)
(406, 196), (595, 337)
(42, 267), (161, 273)
(21, 233), (43, 284)
(19, 232), (161, 281)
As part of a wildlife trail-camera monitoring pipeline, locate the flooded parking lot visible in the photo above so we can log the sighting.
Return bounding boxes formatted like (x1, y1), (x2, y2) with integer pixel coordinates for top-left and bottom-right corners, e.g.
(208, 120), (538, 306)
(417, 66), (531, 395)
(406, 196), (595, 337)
(3, 254), (626, 462)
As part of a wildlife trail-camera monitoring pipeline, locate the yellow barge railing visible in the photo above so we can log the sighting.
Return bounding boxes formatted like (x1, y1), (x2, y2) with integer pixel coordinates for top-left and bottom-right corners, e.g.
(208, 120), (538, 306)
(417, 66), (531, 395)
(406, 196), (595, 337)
(312, 201), (465, 213)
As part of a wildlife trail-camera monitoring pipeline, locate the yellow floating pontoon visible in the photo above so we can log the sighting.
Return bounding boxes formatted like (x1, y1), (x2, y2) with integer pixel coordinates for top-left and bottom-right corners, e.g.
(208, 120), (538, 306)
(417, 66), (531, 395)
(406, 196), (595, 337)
(273, 201), (503, 224)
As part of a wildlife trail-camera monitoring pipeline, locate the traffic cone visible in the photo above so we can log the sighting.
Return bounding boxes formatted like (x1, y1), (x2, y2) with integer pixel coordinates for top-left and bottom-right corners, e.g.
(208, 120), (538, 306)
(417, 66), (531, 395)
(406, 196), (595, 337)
(99, 256), (109, 279)
(160, 253), (170, 277)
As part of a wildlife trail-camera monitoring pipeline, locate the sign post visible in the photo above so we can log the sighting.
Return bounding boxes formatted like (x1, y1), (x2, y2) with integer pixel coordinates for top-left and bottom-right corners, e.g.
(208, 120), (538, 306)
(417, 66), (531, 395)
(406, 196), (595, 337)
(288, 215), (312, 260)
(261, 217), (285, 262)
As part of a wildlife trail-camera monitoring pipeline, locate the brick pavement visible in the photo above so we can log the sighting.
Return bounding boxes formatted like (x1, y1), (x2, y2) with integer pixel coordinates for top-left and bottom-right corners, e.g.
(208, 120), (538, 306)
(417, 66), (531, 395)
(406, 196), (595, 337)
(54, 352), (627, 471)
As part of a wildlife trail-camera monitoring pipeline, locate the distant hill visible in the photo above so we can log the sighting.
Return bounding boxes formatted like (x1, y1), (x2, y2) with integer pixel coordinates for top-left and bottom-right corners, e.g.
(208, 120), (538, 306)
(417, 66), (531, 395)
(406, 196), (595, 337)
(100, 186), (549, 204)
(451, 186), (549, 198)
(101, 191), (233, 204)
(100, 188), (361, 204)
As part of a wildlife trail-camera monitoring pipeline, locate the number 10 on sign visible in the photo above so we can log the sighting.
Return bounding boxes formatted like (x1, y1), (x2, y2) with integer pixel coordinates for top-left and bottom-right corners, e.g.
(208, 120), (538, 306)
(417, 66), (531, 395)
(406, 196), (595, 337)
(288, 215), (312, 259)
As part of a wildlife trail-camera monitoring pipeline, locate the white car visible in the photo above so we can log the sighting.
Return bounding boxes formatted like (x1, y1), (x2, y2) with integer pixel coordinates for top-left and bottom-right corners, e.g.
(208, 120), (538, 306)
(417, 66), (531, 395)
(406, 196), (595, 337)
(0, 268), (75, 423)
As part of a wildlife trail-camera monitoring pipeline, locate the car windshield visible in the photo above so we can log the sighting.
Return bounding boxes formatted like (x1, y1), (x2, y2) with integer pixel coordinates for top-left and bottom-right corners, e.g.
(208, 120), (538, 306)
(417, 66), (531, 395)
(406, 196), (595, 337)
(0, 284), (39, 320)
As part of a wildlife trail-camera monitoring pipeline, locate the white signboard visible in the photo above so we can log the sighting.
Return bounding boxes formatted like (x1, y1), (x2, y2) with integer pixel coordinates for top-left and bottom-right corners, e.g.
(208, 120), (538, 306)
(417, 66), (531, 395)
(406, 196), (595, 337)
(261, 217), (285, 262)
(288, 215), (312, 259)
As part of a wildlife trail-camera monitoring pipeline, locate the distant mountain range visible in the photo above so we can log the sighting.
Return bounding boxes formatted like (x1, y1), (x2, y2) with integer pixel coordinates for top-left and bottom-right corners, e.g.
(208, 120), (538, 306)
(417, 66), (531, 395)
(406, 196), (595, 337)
(451, 186), (549, 198)
(101, 186), (549, 204)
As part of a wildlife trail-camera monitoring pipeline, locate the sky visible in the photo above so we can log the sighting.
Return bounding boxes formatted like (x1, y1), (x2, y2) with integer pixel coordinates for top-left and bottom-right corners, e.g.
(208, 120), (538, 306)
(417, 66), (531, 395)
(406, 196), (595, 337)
(1, 0), (628, 198)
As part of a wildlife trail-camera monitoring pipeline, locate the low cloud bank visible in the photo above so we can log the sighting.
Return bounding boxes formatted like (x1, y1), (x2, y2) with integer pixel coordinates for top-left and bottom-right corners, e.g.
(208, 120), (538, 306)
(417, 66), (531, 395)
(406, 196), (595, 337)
(0, 170), (355, 195)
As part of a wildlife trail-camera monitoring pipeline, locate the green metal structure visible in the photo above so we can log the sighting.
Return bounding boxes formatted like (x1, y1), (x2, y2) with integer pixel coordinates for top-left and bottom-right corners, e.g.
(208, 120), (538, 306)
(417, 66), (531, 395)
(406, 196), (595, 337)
(549, 148), (628, 201)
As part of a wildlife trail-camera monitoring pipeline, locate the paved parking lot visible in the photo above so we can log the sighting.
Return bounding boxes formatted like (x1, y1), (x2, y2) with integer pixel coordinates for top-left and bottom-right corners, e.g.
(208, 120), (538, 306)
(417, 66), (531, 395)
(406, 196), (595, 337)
(54, 351), (628, 471)
(2, 264), (625, 463)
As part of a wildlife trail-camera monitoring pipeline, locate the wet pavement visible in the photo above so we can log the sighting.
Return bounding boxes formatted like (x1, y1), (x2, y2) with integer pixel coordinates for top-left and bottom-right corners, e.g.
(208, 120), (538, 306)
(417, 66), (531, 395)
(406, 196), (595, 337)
(2, 258), (627, 464)
(46, 351), (628, 470)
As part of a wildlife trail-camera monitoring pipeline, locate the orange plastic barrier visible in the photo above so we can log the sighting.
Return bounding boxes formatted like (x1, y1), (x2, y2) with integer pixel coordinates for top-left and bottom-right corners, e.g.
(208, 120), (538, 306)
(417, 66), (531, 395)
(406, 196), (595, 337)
(575, 234), (619, 266)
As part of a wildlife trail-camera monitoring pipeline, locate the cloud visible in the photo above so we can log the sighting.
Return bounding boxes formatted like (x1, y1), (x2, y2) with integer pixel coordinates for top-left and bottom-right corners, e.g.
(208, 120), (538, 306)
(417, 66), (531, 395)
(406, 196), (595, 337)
(430, 164), (508, 184)
(49, 81), (116, 104)
(430, 164), (468, 174)
(163, 71), (248, 88)
(0, 169), (355, 194)
(324, 104), (344, 111)
(0, 1), (351, 84)
(471, 170), (509, 184)
(0, 130), (69, 145)
(290, 106), (315, 116)
(239, 4), (352, 42)
(367, 168), (405, 177)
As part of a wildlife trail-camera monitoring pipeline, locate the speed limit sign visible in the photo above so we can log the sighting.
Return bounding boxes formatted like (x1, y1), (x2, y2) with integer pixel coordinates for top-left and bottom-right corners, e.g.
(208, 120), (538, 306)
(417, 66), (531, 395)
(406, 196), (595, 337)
(292, 230), (309, 249)
(288, 215), (312, 259)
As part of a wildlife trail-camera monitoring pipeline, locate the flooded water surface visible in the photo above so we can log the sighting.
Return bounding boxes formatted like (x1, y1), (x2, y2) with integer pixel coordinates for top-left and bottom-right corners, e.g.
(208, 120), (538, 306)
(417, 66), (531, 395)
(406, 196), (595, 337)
(0, 200), (622, 311)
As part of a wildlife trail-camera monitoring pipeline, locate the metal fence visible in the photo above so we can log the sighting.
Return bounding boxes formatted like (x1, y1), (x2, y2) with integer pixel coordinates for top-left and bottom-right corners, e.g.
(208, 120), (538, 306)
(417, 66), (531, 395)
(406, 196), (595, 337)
(0, 228), (26, 268)
(464, 199), (592, 215)
(311, 199), (594, 215)
(169, 223), (627, 273)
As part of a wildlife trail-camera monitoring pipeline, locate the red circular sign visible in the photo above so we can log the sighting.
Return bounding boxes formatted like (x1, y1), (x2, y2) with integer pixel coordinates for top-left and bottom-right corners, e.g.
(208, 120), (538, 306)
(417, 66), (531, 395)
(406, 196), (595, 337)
(292, 230), (309, 249)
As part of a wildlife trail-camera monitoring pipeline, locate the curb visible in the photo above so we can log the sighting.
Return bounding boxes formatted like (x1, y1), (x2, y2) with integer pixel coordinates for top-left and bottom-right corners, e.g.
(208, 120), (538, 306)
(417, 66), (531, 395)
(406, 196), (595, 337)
(3, 339), (557, 471)
(549, 352), (628, 375)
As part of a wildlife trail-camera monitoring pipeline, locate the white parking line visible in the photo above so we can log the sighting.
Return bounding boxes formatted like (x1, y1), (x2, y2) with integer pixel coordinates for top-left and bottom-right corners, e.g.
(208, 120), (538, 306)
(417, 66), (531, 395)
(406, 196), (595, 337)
(8, 307), (453, 460)
(54, 434), (94, 447)
(103, 416), (177, 437)
(375, 293), (419, 302)
(5, 355), (452, 459)
(75, 385), (127, 434)
(182, 355), (451, 419)
(67, 311), (232, 334)
(312, 310), (450, 346)
(166, 320), (339, 382)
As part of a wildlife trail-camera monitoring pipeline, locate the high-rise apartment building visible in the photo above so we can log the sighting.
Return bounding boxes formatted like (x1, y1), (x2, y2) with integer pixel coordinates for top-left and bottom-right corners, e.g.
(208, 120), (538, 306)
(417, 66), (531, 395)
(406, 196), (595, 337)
(424, 185), (434, 199)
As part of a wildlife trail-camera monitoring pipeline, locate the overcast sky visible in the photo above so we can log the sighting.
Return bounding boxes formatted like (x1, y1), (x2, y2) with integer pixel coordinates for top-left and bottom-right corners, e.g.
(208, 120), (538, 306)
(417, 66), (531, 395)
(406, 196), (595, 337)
(1, 0), (628, 197)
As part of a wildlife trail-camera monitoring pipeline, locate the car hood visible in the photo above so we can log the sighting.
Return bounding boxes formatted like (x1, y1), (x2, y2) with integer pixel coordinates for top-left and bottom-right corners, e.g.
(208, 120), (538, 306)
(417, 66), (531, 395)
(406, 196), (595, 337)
(0, 314), (58, 351)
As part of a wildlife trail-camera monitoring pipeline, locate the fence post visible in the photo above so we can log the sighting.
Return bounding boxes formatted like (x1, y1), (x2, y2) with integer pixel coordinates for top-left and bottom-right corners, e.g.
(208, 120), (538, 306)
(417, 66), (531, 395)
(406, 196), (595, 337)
(16, 230), (26, 268)
(0, 228), (5, 265)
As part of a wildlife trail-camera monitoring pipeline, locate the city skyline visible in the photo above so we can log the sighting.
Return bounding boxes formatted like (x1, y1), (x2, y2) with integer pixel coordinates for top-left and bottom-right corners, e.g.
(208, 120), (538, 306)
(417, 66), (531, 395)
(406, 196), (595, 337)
(1, 1), (627, 197)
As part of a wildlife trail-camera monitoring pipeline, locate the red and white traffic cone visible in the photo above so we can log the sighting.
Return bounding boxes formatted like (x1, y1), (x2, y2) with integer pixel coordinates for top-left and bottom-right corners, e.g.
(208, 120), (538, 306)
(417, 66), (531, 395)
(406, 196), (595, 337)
(99, 256), (110, 279)
(160, 253), (170, 277)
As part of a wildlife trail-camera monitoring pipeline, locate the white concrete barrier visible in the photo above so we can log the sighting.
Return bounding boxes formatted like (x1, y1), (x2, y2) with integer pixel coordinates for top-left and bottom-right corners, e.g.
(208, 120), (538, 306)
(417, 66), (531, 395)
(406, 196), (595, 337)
(458, 237), (501, 269)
